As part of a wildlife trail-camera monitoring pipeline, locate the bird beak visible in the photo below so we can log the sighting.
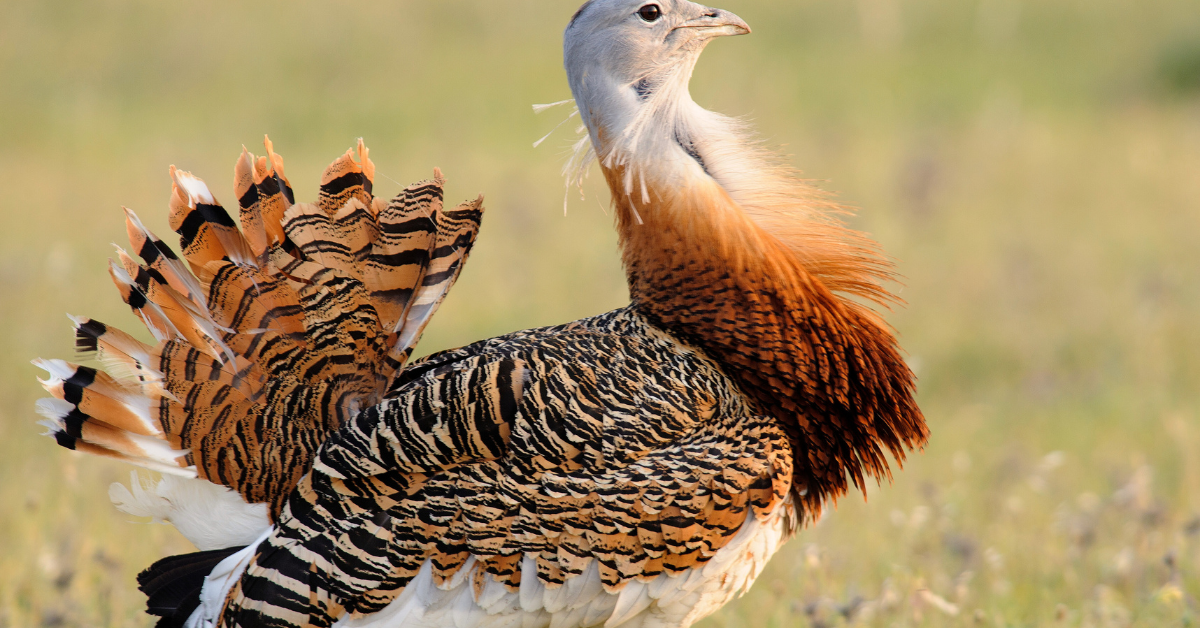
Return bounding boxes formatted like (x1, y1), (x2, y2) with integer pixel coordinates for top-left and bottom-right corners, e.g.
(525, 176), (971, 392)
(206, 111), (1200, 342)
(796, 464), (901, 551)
(677, 8), (751, 38)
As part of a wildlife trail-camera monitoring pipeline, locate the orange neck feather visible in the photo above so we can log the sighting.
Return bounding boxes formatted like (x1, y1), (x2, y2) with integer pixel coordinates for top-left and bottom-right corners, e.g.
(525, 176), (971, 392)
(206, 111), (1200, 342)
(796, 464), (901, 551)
(604, 164), (927, 517)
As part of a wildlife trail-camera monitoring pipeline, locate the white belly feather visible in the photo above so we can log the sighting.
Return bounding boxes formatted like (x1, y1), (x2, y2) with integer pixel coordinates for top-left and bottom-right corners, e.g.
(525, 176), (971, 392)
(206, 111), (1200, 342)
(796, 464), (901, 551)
(336, 501), (792, 628)
(121, 476), (791, 628)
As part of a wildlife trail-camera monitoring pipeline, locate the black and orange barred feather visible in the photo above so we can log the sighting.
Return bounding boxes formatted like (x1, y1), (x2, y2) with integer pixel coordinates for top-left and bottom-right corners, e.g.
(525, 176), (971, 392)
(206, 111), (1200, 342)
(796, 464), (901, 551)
(37, 137), (484, 516)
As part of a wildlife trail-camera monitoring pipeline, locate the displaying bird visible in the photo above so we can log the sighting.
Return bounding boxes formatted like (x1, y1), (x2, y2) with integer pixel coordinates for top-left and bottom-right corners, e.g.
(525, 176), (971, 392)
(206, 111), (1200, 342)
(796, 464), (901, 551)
(34, 1), (927, 627)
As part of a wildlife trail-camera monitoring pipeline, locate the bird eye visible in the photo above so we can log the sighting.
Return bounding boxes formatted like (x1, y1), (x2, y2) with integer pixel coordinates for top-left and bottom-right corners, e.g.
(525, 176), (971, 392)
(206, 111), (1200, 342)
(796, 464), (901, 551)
(638, 4), (662, 22)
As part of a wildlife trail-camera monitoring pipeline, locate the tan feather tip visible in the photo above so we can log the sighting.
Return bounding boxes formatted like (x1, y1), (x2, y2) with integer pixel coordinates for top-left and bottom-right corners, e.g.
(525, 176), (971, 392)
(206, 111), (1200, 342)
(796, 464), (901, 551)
(264, 135), (288, 180)
(357, 138), (375, 183)
(122, 208), (149, 247)
(168, 168), (188, 209)
(271, 154), (288, 181)
(236, 148), (256, 184)
(253, 155), (272, 181)
(433, 167), (445, 185)
(121, 207), (158, 239)
(114, 248), (139, 274)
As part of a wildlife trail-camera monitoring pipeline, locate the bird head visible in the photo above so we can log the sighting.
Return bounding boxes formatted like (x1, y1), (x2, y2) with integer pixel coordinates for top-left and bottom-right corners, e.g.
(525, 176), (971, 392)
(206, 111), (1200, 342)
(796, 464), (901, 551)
(564, 0), (749, 184)
(562, 0), (900, 324)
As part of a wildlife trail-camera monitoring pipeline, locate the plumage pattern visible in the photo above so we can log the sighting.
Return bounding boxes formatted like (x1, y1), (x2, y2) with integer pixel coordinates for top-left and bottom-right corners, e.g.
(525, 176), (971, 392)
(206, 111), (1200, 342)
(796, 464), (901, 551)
(37, 137), (485, 516)
(217, 309), (793, 627)
(35, 2), (928, 627)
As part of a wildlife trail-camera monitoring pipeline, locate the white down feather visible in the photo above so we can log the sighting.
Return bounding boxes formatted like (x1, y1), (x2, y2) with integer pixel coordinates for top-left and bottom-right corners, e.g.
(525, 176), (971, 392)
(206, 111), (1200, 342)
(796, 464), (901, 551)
(332, 499), (792, 628)
(184, 527), (274, 628)
(109, 472), (272, 551)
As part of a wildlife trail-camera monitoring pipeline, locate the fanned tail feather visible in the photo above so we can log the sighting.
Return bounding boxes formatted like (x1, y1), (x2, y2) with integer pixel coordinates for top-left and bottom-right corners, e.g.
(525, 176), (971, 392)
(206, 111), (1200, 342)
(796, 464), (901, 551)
(396, 191), (484, 356)
(35, 137), (485, 517)
(123, 207), (208, 310)
(33, 357), (192, 477)
(234, 136), (297, 260)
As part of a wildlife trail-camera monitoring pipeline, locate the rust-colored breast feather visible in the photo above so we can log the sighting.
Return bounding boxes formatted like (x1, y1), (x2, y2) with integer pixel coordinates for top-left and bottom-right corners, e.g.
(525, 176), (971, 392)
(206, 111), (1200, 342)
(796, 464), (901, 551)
(607, 165), (928, 516)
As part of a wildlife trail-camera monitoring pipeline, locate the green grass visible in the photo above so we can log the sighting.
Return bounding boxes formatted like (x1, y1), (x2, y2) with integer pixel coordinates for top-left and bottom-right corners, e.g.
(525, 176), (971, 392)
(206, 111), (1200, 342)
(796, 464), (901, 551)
(1, 0), (1199, 625)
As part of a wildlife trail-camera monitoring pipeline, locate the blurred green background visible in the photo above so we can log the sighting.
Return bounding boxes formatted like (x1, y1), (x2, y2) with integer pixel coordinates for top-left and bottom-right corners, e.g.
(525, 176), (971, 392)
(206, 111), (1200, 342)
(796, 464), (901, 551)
(2, 0), (1199, 626)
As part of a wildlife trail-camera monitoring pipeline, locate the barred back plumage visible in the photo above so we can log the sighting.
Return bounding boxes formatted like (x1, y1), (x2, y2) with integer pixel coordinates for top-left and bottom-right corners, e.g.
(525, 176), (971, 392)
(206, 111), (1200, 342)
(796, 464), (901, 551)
(35, 2), (926, 627)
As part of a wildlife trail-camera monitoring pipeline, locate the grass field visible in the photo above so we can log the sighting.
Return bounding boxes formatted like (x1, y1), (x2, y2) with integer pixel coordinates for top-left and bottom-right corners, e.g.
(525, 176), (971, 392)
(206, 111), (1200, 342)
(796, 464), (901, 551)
(2, 0), (1199, 626)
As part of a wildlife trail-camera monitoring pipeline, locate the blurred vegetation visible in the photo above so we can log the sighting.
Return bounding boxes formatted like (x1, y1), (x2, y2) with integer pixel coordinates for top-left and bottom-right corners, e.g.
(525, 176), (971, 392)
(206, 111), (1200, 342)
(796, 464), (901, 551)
(1, 0), (1199, 626)
(1161, 41), (1200, 97)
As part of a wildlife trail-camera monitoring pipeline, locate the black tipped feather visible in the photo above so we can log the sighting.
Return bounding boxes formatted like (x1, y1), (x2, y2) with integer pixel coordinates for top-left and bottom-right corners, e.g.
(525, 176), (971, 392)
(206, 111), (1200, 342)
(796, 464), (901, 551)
(73, 319), (106, 354)
(138, 547), (244, 628)
(53, 430), (76, 450)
